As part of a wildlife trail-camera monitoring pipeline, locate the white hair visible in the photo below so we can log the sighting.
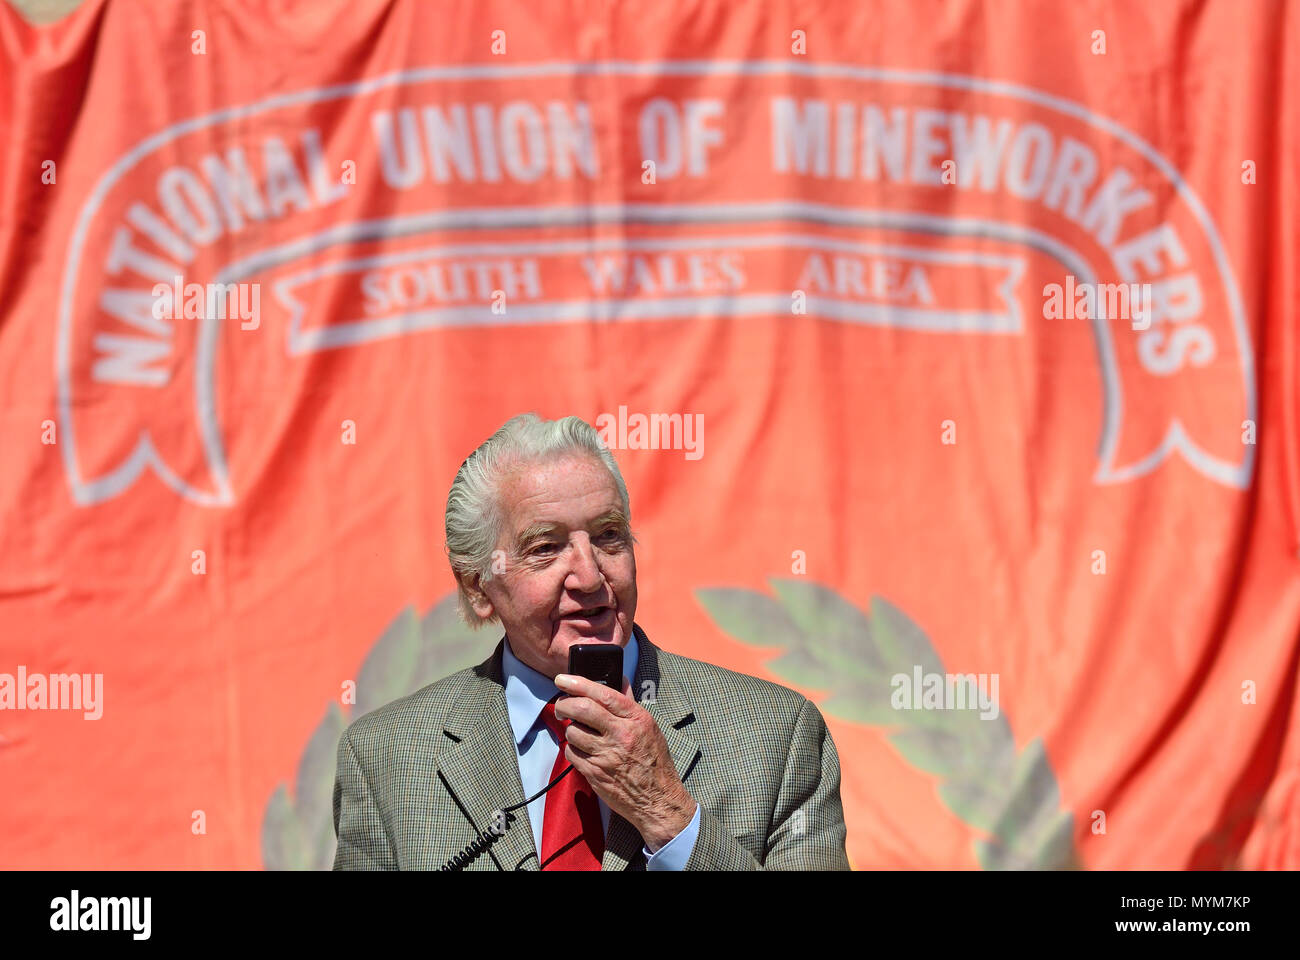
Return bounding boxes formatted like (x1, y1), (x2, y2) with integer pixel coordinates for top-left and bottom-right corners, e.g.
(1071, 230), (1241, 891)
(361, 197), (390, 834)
(444, 413), (632, 629)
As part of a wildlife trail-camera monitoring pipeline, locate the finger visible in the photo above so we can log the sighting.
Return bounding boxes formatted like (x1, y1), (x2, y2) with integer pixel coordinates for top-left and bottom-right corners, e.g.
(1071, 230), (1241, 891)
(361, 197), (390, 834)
(572, 671), (637, 718)
(556, 674), (613, 702)
(565, 742), (595, 768)
(554, 696), (613, 734)
(556, 674), (636, 718)
(563, 722), (601, 754)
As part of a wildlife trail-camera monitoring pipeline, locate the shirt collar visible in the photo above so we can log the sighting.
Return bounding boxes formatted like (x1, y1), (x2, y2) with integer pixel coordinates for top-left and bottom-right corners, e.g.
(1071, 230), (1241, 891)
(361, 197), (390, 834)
(502, 625), (640, 747)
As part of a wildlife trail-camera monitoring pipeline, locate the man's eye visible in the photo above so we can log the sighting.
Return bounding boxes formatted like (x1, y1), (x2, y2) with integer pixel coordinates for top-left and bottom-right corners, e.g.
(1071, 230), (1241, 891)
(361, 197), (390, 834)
(531, 543), (559, 555)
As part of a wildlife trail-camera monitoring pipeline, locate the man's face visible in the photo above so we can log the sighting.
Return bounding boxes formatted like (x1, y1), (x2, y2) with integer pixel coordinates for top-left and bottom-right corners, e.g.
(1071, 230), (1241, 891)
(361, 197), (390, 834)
(465, 453), (637, 678)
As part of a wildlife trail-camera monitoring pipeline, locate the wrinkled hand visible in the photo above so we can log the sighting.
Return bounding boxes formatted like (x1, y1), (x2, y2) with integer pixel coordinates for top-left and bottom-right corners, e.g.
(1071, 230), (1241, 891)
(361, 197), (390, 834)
(553, 673), (697, 852)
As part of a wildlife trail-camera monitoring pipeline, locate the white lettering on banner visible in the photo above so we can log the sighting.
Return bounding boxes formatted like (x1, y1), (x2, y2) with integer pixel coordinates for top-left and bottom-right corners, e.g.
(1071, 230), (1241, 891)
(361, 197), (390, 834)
(360, 259), (543, 313)
(55, 62), (1255, 507)
(795, 254), (935, 304)
(373, 101), (599, 187)
(580, 253), (746, 296)
(771, 98), (1155, 250)
(274, 235), (1023, 354)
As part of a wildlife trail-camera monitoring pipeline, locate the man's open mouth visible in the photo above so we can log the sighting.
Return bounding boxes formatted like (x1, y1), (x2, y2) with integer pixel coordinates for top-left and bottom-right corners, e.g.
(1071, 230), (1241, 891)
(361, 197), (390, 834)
(562, 606), (612, 621)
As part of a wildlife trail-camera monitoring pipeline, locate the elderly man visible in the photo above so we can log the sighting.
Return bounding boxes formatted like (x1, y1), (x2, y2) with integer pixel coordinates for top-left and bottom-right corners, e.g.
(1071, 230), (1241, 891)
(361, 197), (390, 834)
(332, 413), (849, 870)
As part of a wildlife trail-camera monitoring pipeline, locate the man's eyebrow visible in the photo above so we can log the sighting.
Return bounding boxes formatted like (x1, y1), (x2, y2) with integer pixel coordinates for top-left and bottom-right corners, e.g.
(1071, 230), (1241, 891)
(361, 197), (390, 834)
(515, 521), (563, 548)
(514, 512), (630, 548)
(590, 509), (630, 530)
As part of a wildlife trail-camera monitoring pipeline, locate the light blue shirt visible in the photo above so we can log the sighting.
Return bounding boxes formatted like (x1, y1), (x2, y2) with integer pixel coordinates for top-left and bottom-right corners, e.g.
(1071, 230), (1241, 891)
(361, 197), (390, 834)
(501, 628), (701, 870)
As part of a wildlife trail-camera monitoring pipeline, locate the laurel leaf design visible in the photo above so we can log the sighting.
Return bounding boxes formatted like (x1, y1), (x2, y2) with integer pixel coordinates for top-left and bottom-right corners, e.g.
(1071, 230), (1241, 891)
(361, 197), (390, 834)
(692, 587), (802, 648)
(261, 785), (307, 870)
(261, 594), (486, 870)
(696, 579), (1080, 870)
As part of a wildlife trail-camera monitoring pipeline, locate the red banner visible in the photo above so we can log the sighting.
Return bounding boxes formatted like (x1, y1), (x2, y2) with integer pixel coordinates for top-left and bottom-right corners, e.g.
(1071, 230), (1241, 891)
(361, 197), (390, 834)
(1, 0), (1298, 869)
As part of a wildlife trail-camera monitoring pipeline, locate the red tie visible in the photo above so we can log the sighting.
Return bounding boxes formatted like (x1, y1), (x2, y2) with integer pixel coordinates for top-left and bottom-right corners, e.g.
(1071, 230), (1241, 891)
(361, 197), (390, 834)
(538, 698), (605, 870)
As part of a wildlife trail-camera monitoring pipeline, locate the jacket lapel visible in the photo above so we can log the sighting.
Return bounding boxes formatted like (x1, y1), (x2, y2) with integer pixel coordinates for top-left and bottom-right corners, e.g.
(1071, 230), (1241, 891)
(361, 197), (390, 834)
(601, 625), (703, 871)
(436, 640), (540, 871)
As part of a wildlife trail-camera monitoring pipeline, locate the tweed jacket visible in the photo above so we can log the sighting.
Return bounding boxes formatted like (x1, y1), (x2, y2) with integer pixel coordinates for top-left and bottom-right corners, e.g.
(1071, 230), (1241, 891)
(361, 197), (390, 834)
(332, 622), (850, 870)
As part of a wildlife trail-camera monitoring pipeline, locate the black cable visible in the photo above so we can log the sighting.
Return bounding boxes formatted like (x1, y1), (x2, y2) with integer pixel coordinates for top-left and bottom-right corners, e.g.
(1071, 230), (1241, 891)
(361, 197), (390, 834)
(439, 763), (577, 871)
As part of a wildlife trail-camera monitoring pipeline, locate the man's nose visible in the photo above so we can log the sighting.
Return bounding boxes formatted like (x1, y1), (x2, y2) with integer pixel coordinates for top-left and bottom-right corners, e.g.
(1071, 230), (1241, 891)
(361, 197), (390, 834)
(565, 535), (605, 592)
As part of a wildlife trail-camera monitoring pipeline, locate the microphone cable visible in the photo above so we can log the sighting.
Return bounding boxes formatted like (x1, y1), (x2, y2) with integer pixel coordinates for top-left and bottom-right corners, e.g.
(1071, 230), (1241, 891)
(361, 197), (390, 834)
(440, 762), (577, 871)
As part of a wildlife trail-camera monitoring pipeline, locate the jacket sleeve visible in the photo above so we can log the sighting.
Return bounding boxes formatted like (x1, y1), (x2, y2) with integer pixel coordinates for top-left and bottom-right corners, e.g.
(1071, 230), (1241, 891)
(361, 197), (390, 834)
(684, 696), (850, 870)
(332, 725), (399, 870)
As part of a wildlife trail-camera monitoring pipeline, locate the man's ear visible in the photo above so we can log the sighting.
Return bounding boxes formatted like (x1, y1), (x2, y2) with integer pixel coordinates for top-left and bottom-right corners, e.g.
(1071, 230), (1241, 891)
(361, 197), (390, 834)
(456, 571), (496, 620)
